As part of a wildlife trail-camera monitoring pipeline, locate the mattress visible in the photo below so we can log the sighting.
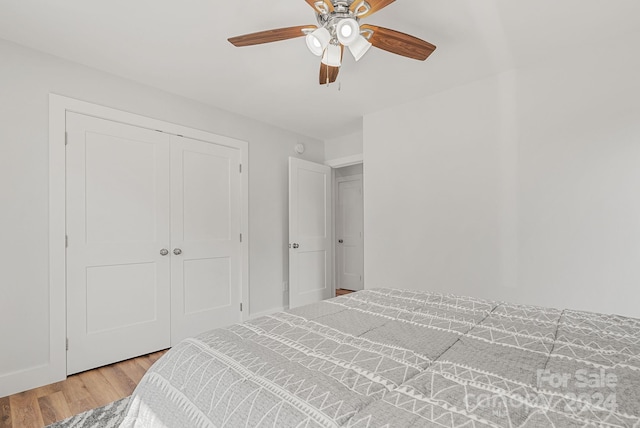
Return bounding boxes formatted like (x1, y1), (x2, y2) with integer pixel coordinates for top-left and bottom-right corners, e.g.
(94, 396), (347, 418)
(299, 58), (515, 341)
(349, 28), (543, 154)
(120, 289), (640, 427)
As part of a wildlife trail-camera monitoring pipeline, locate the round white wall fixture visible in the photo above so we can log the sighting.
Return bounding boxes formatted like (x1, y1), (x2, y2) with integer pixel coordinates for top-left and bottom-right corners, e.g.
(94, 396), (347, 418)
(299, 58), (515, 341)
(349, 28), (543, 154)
(295, 143), (306, 154)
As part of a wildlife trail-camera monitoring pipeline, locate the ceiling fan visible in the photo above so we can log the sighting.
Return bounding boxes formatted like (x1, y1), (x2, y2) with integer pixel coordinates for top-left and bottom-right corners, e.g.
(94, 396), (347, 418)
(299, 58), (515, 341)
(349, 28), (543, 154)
(228, 0), (436, 85)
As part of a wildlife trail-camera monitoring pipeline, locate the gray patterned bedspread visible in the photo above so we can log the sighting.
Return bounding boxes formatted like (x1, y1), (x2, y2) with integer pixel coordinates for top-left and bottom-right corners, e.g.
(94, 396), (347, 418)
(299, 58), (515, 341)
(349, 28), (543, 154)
(120, 289), (640, 427)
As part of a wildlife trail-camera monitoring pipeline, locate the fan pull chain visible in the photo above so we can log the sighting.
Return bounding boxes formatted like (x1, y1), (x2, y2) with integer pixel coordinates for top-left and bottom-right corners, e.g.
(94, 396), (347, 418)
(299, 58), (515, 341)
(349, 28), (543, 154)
(326, 62), (330, 87)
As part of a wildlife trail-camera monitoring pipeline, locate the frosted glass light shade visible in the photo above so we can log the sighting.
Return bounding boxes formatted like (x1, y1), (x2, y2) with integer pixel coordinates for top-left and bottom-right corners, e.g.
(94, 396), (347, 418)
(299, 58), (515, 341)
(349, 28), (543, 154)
(306, 27), (331, 56)
(321, 44), (342, 67)
(336, 18), (360, 46)
(348, 35), (372, 61)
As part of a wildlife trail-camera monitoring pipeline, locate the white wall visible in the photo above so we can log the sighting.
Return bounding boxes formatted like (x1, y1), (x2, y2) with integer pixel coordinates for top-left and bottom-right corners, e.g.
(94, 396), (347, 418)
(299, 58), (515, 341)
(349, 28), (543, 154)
(515, 35), (640, 317)
(0, 39), (323, 396)
(364, 72), (509, 302)
(364, 31), (640, 318)
(325, 130), (363, 161)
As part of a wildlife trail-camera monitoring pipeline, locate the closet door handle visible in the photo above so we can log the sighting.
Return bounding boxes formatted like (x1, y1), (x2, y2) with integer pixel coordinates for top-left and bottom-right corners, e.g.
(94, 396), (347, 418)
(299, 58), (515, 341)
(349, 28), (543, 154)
(173, 248), (182, 255)
(160, 249), (169, 256)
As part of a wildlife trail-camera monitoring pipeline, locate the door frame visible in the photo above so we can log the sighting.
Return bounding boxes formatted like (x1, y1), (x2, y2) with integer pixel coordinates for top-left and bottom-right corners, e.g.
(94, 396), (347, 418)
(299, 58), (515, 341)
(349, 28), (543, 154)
(324, 157), (364, 293)
(49, 94), (249, 385)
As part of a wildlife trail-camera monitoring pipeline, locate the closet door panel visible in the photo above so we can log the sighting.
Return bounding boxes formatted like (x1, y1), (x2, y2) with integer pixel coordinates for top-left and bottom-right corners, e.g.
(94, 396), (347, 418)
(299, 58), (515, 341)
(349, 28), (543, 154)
(182, 150), (231, 241)
(170, 136), (242, 344)
(66, 113), (171, 375)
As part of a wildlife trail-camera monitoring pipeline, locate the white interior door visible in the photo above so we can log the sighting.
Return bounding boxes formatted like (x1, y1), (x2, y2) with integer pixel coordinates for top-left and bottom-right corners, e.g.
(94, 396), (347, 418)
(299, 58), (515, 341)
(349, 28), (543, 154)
(170, 136), (242, 344)
(66, 113), (171, 375)
(336, 175), (364, 291)
(289, 158), (333, 308)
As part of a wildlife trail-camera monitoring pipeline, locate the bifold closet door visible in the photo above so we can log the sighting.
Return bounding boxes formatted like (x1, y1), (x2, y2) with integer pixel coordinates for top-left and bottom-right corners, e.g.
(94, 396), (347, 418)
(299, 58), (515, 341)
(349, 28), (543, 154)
(170, 136), (242, 345)
(66, 113), (171, 375)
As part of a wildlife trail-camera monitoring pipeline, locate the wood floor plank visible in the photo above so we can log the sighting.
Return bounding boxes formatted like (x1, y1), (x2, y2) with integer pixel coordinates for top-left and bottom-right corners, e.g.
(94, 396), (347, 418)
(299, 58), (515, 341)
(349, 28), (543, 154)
(137, 354), (158, 369)
(117, 359), (148, 385)
(78, 369), (121, 407)
(137, 349), (166, 369)
(132, 356), (152, 371)
(98, 365), (137, 398)
(33, 382), (64, 399)
(0, 397), (11, 428)
(8, 391), (44, 428)
(37, 392), (72, 426)
(4, 350), (166, 428)
(147, 350), (167, 365)
(60, 375), (98, 416)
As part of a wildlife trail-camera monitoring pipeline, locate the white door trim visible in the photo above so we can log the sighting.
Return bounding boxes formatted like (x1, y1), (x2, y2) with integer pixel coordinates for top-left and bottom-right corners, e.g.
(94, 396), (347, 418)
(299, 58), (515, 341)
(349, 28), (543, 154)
(46, 94), (249, 390)
(326, 160), (364, 293)
(325, 154), (363, 168)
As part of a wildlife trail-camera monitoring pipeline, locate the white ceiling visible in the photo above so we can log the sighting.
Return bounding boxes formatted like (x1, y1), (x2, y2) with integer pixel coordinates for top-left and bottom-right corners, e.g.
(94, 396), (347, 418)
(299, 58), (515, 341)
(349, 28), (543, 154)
(1, 0), (638, 140)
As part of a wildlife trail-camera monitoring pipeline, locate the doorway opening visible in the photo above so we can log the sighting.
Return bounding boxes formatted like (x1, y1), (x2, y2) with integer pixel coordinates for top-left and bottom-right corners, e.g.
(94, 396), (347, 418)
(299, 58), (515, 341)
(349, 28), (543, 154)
(334, 163), (364, 295)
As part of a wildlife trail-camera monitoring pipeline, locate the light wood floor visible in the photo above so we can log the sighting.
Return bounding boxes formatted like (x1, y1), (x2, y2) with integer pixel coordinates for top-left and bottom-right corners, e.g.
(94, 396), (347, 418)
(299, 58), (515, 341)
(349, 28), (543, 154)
(0, 349), (168, 428)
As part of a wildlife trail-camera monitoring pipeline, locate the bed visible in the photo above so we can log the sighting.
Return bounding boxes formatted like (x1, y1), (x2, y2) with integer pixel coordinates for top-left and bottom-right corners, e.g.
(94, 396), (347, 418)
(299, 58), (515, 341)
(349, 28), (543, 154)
(120, 288), (640, 427)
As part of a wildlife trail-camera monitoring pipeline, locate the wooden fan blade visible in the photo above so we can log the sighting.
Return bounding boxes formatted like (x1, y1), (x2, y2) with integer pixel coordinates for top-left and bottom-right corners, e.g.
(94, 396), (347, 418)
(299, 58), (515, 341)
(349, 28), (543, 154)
(350, 0), (395, 18)
(360, 24), (436, 60)
(228, 25), (316, 47)
(319, 45), (343, 85)
(319, 63), (340, 85)
(305, 0), (334, 13)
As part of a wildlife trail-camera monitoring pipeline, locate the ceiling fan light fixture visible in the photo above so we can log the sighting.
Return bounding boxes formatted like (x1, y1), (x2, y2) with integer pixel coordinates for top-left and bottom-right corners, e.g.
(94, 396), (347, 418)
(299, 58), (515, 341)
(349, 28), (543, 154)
(321, 43), (342, 67)
(336, 18), (360, 46)
(228, 0), (437, 85)
(306, 27), (331, 56)
(348, 35), (372, 61)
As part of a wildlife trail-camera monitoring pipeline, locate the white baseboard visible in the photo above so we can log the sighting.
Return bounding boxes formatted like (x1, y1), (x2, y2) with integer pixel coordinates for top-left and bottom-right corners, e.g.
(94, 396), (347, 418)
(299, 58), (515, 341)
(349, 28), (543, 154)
(0, 363), (65, 399)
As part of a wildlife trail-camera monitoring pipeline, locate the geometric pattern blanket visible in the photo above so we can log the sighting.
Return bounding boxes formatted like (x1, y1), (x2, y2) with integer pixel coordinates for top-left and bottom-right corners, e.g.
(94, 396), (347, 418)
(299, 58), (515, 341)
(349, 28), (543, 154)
(119, 289), (640, 427)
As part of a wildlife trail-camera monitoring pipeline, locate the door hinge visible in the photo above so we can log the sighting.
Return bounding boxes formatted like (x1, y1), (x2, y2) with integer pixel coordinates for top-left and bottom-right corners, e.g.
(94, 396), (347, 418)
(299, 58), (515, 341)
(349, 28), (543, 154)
(66, 338), (69, 351)
(240, 303), (243, 312)
(65, 235), (68, 248)
(239, 164), (242, 174)
(65, 132), (68, 146)
(240, 233), (243, 243)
